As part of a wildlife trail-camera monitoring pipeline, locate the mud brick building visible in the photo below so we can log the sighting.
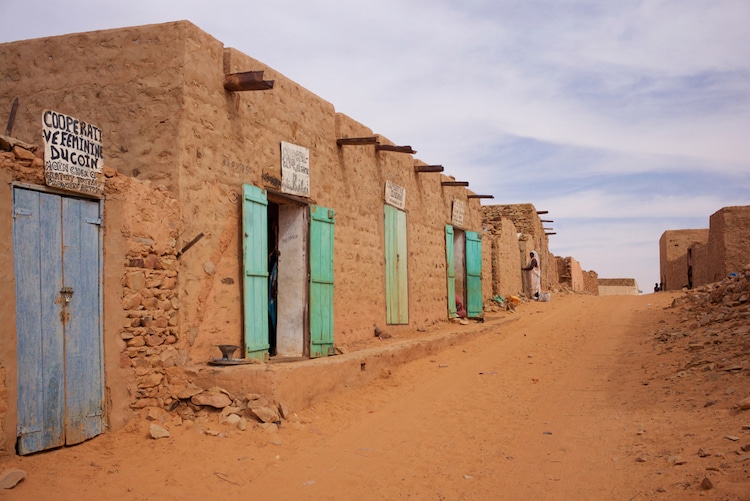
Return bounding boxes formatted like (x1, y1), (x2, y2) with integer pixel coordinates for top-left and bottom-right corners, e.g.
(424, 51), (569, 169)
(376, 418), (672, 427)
(0, 21), (493, 455)
(659, 206), (750, 291)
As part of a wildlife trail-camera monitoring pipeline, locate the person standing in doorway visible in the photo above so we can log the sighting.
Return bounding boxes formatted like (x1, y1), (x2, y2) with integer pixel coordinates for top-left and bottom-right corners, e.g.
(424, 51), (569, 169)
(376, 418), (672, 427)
(522, 250), (541, 300)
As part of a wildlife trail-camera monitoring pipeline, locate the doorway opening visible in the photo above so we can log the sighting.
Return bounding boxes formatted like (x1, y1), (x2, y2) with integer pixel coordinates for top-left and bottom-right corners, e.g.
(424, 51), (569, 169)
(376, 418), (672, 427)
(266, 197), (309, 360)
(453, 228), (467, 315)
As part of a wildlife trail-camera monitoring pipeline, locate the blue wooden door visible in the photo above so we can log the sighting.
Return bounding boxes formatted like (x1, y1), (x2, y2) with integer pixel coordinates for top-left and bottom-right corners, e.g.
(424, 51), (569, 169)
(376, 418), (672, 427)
(445, 225), (457, 317)
(465, 231), (483, 318)
(242, 184), (270, 360)
(309, 205), (334, 358)
(384, 205), (408, 324)
(13, 187), (104, 455)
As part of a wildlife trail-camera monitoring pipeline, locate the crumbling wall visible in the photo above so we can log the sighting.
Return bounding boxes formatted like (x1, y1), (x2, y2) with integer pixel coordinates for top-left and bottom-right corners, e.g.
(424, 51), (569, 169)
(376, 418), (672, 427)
(582, 270), (599, 295)
(481, 204), (551, 295)
(555, 256), (584, 292)
(659, 229), (709, 291)
(706, 206), (750, 283)
(481, 215), (522, 298)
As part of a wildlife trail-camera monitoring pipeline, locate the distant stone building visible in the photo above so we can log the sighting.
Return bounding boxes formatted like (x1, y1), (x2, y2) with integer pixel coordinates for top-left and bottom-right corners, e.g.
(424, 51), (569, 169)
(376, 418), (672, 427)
(598, 278), (639, 296)
(659, 206), (750, 291)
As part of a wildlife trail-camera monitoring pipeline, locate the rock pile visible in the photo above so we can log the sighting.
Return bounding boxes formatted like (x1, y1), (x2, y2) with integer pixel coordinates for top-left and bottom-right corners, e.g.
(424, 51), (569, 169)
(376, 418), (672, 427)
(660, 264), (750, 379)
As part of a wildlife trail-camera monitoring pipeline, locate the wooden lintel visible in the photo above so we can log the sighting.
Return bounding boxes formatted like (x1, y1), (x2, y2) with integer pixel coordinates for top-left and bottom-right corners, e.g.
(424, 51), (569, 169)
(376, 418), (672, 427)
(336, 137), (378, 146)
(441, 181), (469, 187)
(375, 144), (416, 154)
(415, 165), (444, 173)
(224, 71), (275, 91)
(468, 194), (494, 199)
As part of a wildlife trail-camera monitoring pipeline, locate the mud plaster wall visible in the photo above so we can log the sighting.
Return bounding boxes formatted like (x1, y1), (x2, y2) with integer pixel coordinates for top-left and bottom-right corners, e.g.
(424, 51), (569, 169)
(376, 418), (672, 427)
(0, 144), (180, 453)
(483, 217), (523, 298)
(706, 206), (750, 284)
(597, 278), (639, 296)
(659, 229), (709, 291)
(1, 21), (486, 365)
(582, 270), (599, 295)
(481, 204), (552, 294)
(556, 256), (584, 292)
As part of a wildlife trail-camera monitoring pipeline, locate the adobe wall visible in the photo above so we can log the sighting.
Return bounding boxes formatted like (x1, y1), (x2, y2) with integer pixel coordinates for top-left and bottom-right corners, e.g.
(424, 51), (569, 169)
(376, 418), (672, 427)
(1, 21), (488, 368)
(659, 229), (709, 291)
(597, 278), (639, 296)
(482, 217), (523, 298)
(0, 141), (180, 454)
(482, 204), (551, 296)
(706, 206), (750, 283)
(582, 270), (599, 295)
(555, 256), (584, 292)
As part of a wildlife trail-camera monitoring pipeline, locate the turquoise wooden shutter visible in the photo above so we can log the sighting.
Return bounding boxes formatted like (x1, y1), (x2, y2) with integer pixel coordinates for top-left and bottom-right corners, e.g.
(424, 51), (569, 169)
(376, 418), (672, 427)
(445, 225), (457, 317)
(242, 184), (270, 360)
(384, 205), (409, 324)
(466, 231), (483, 318)
(310, 205), (335, 358)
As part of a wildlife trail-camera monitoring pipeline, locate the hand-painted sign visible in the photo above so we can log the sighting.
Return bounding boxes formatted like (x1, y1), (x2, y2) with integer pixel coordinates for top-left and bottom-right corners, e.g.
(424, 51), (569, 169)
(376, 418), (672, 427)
(42, 110), (104, 196)
(280, 141), (310, 197)
(384, 180), (406, 210)
(452, 199), (465, 227)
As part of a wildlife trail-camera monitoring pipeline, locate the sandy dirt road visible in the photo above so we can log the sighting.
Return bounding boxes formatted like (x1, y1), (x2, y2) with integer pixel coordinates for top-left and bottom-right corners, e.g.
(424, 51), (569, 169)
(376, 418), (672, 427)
(1, 292), (748, 500)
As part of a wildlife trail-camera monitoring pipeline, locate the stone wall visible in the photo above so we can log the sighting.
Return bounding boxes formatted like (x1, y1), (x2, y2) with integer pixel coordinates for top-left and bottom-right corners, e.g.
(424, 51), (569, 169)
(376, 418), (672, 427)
(582, 270), (599, 295)
(597, 278), (639, 296)
(659, 229), (709, 291)
(482, 216), (523, 298)
(482, 203), (551, 296)
(555, 256), (584, 292)
(706, 206), (750, 284)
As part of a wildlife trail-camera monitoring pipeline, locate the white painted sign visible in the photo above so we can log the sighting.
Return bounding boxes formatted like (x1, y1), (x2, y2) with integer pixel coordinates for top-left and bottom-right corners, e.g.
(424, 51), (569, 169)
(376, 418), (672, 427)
(42, 110), (104, 196)
(384, 180), (406, 210)
(452, 199), (466, 227)
(280, 141), (310, 197)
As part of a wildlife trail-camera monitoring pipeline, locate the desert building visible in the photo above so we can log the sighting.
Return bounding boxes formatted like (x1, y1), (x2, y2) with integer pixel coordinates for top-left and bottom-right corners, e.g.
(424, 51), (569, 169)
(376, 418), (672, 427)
(597, 278), (639, 296)
(0, 21), (490, 455)
(659, 206), (749, 291)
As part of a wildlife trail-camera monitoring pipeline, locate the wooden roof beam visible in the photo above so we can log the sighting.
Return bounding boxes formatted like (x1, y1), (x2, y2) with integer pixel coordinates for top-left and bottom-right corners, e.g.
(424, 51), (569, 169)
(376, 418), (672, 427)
(336, 136), (378, 146)
(468, 194), (494, 199)
(441, 181), (469, 187)
(224, 71), (274, 91)
(376, 144), (416, 154)
(415, 165), (444, 173)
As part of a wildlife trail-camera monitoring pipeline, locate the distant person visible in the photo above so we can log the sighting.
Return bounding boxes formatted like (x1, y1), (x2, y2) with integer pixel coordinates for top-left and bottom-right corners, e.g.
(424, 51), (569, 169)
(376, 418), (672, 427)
(522, 250), (540, 300)
(654, 282), (660, 293)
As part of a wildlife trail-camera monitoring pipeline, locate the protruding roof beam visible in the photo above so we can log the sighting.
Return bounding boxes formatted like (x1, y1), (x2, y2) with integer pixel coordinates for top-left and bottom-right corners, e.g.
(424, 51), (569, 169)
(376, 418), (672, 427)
(468, 194), (494, 199)
(441, 181), (469, 187)
(415, 165), (444, 173)
(224, 71), (274, 91)
(375, 144), (416, 154)
(336, 136), (378, 146)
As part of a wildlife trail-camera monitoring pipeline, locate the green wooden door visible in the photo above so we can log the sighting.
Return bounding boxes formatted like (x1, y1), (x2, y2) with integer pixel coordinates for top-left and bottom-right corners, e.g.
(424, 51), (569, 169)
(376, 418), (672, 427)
(384, 205), (409, 324)
(445, 225), (457, 317)
(242, 184), (269, 360)
(310, 205), (335, 358)
(466, 231), (483, 318)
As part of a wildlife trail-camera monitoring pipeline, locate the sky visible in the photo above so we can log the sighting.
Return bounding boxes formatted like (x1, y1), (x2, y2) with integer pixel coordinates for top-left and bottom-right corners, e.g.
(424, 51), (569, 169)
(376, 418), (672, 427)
(1, 0), (748, 293)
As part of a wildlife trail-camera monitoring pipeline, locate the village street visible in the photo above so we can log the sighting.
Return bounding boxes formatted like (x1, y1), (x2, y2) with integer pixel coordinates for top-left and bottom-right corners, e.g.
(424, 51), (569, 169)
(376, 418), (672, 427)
(1, 290), (748, 500)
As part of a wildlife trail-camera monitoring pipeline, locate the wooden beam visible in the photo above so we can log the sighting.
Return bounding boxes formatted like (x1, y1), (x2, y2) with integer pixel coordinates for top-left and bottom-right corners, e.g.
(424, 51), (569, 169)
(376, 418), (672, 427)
(536, 210), (549, 214)
(336, 136), (378, 146)
(468, 194), (494, 199)
(545, 232), (557, 235)
(376, 144), (416, 154)
(224, 71), (274, 91)
(541, 219), (554, 223)
(415, 165), (444, 173)
(441, 181), (469, 187)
